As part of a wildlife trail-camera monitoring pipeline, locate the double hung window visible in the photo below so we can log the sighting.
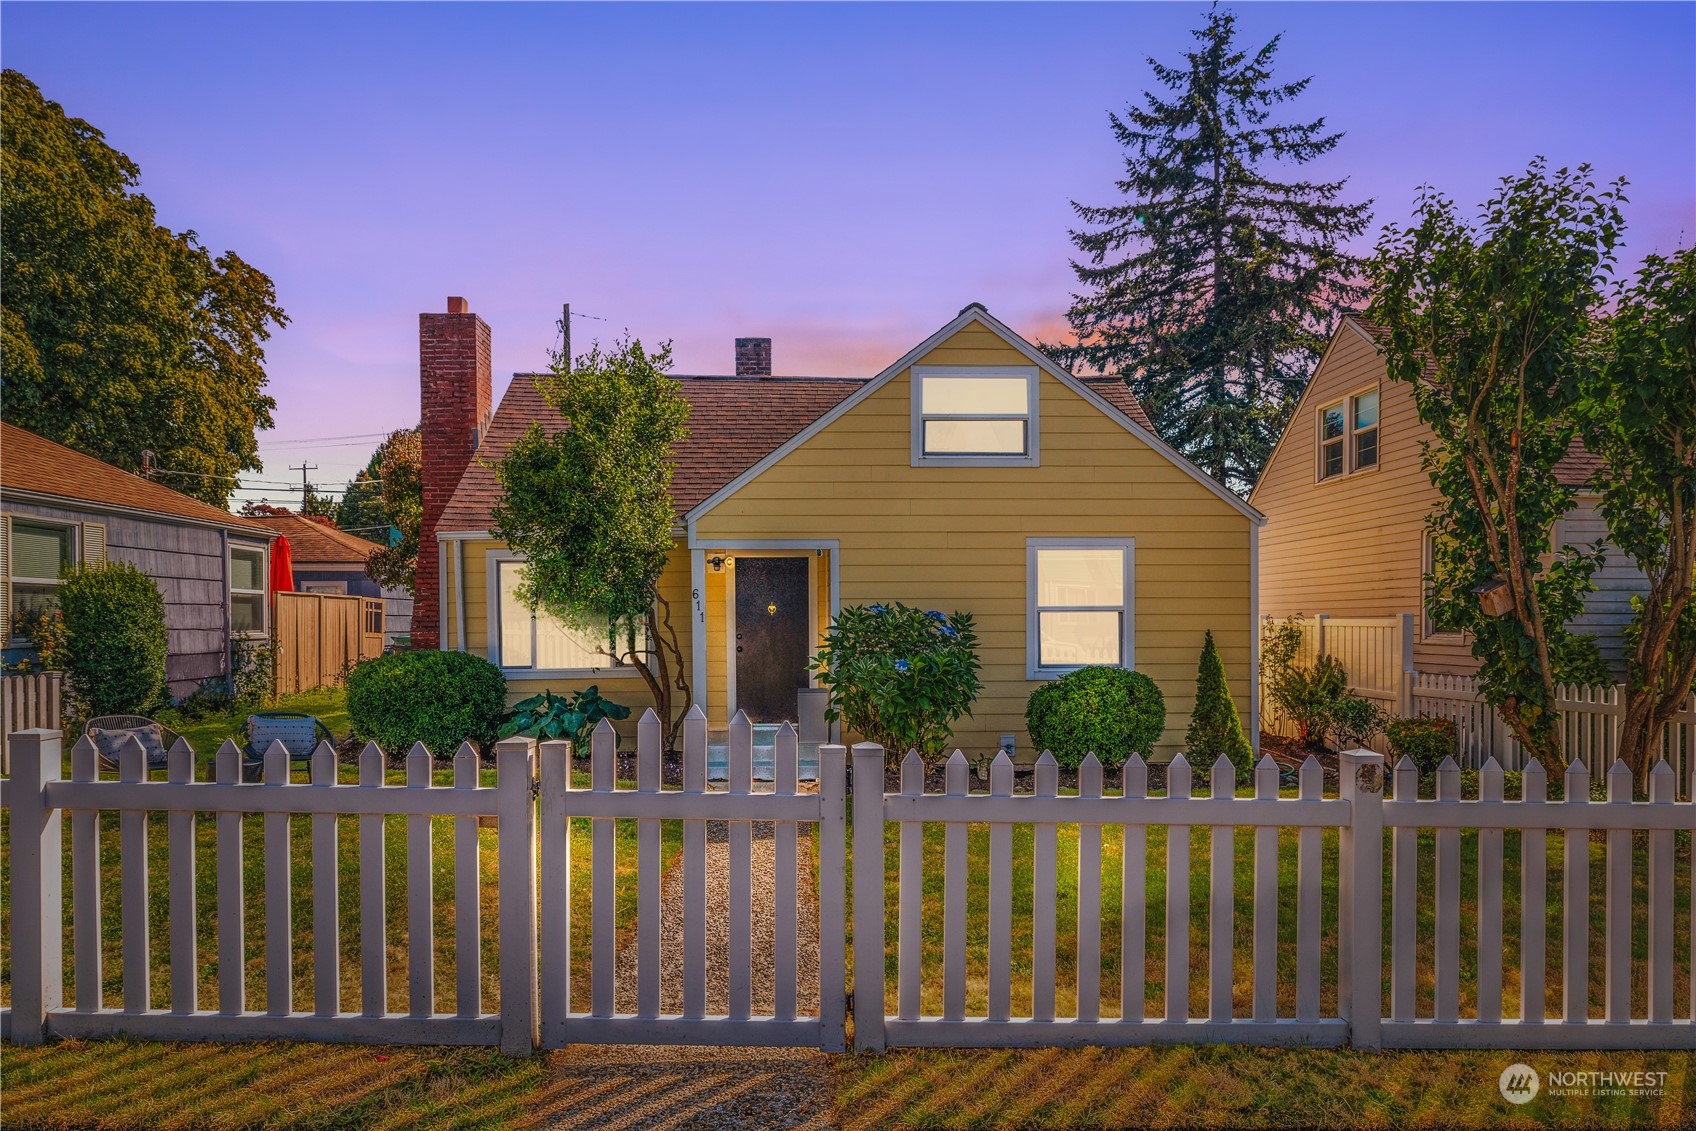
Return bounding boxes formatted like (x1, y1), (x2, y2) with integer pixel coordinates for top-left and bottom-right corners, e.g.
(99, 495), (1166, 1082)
(1027, 539), (1134, 677)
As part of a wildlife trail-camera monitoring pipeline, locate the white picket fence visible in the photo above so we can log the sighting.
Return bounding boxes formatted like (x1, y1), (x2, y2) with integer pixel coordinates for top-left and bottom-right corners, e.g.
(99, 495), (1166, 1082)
(1, 671), (62, 773)
(536, 708), (847, 1050)
(2, 728), (535, 1051)
(1411, 672), (1696, 795)
(1260, 612), (1696, 798)
(851, 748), (1366, 1049)
(852, 742), (1695, 1053)
(1382, 755), (1694, 1048)
(4, 726), (1692, 1054)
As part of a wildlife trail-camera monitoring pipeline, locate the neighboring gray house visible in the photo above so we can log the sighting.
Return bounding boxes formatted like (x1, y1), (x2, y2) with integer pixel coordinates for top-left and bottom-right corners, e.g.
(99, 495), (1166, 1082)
(2, 421), (277, 698)
(249, 510), (413, 647)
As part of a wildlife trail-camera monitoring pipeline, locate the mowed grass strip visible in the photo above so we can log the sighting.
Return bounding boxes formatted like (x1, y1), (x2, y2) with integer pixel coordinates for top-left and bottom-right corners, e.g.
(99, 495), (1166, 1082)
(0, 1039), (544, 1130)
(3, 1039), (1690, 1130)
(832, 1045), (1695, 1130)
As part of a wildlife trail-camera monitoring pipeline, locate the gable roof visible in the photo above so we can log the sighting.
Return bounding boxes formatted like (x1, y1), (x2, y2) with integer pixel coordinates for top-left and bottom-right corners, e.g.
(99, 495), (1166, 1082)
(248, 512), (388, 563)
(437, 371), (870, 532)
(0, 422), (272, 534)
(686, 304), (1263, 527)
(1258, 314), (1601, 495)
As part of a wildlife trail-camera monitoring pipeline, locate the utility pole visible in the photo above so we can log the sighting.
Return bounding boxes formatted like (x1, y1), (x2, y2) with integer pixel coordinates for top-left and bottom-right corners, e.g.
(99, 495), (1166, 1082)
(290, 462), (318, 510)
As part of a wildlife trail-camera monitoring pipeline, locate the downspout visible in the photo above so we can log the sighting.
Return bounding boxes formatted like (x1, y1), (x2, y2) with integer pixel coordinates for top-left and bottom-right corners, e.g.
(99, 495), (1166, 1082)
(455, 537), (468, 652)
(220, 528), (231, 689)
(1249, 522), (1261, 755)
(437, 537), (449, 651)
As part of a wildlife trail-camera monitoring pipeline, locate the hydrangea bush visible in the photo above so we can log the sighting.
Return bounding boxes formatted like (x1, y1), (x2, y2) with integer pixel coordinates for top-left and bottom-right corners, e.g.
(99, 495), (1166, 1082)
(810, 601), (981, 764)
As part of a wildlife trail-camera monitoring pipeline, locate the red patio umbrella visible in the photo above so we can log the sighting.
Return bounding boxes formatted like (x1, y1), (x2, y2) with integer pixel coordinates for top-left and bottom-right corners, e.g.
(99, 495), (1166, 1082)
(270, 534), (295, 594)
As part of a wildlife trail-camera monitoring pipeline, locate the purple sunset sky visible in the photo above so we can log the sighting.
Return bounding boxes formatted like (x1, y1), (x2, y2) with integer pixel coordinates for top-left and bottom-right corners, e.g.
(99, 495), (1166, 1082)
(3, 2), (1692, 504)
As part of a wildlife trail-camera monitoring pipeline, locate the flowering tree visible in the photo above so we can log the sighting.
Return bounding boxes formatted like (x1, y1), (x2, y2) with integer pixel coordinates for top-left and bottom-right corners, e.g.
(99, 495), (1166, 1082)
(810, 602), (981, 764)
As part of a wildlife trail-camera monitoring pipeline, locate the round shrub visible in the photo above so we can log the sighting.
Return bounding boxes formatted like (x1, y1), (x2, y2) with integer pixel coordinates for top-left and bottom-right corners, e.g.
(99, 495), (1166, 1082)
(812, 601), (982, 764)
(346, 650), (507, 755)
(1385, 715), (1457, 777)
(1025, 666), (1165, 770)
(59, 562), (168, 716)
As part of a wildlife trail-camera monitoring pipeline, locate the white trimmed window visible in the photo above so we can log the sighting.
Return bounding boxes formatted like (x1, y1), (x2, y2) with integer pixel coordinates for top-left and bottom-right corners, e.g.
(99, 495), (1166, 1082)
(912, 366), (1039, 466)
(1320, 387), (1380, 480)
(9, 521), (75, 635)
(229, 544), (267, 635)
(1026, 538), (1134, 678)
(490, 555), (641, 676)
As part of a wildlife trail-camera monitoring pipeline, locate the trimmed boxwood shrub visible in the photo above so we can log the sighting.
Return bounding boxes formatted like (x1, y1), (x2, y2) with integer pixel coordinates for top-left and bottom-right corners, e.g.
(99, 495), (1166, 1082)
(346, 650), (507, 755)
(1025, 666), (1165, 770)
(1385, 715), (1458, 776)
(59, 562), (168, 716)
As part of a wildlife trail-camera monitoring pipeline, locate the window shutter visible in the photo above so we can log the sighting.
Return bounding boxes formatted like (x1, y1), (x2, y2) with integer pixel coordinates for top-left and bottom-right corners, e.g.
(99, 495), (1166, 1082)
(0, 514), (11, 642)
(82, 521), (107, 566)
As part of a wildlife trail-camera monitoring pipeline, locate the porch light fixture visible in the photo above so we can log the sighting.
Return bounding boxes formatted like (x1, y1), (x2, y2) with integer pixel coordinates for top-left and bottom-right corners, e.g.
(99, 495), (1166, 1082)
(709, 555), (732, 572)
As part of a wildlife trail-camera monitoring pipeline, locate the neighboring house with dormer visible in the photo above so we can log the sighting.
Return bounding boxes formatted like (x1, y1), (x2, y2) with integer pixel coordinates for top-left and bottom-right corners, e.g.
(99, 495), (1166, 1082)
(1250, 315), (1648, 678)
(1, 422), (277, 697)
(413, 297), (1264, 760)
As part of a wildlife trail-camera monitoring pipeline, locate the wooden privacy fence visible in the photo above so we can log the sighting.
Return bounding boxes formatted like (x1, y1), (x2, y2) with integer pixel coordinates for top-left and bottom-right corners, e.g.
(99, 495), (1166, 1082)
(4, 730), (1692, 1053)
(1261, 614), (1414, 739)
(273, 592), (385, 696)
(1, 670), (62, 772)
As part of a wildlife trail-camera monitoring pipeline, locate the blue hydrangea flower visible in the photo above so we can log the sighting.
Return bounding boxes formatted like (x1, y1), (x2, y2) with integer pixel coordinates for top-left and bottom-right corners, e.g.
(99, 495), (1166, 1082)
(867, 604), (887, 615)
(939, 624), (959, 638)
(927, 610), (947, 621)
(894, 658), (911, 672)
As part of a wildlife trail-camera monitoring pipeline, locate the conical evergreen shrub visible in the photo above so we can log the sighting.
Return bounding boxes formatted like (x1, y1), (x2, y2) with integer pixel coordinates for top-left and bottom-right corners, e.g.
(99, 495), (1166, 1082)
(1184, 630), (1255, 785)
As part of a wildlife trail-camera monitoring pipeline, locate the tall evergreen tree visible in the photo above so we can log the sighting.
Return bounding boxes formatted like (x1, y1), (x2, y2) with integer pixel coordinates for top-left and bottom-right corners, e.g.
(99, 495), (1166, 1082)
(1057, 8), (1371, 495)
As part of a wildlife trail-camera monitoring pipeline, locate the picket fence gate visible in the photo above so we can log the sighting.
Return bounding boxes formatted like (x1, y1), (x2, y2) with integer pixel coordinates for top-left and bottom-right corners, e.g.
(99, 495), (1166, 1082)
(3, 727), (1692, 1054)
(535, 708), (847, 1051)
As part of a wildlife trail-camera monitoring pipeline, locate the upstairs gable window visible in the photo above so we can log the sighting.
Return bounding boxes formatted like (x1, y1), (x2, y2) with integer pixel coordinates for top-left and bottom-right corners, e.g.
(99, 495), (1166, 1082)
(1319, 386), (1380, 480)
(911, 366), (1039, 466)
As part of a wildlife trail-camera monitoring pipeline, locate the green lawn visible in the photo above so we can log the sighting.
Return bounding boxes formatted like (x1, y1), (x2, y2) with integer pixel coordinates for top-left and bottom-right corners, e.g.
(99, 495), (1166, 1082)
(154, 686), (352, 769)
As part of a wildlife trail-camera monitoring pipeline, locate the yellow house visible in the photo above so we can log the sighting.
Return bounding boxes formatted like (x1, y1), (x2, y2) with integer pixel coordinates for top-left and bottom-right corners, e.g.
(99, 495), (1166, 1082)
(1251, 315), (1646, 677)
(418, 299), (1263, 761)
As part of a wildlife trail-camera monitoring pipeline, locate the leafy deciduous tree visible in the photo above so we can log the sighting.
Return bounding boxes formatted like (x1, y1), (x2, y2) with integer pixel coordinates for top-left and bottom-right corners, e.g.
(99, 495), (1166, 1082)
(1367, 158), (1622, 766)
(1580, 246), (1696, 783)
(1, 70), (287, 506)
(490, 338), (693, 751)
(364, 428), (422, 595)
(1055, 7), (1371, 494)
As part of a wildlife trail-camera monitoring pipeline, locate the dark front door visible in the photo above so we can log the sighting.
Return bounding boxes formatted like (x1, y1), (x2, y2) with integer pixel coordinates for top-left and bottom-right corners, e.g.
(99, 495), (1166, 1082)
(734, 556), (810, 723)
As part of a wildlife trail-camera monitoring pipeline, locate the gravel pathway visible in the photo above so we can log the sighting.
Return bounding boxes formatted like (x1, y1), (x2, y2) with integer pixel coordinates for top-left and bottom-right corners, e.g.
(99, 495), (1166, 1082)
(542, 825), (834, 1130)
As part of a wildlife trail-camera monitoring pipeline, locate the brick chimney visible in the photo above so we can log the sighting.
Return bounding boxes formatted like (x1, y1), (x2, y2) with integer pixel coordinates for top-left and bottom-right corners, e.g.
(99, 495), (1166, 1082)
(735, 337), (772, 377)
(415, 296), (491, 650)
